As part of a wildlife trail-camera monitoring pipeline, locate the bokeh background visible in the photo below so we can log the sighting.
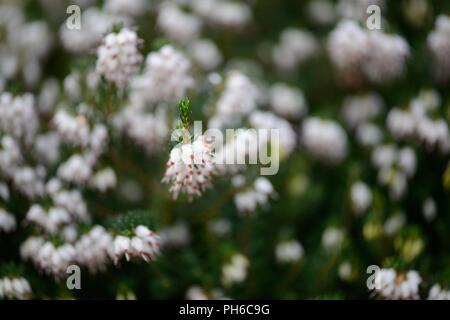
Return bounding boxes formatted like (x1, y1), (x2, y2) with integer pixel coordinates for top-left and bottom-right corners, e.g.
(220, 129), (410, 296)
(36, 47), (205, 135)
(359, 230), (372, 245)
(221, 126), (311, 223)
(1, 0), (450, 300)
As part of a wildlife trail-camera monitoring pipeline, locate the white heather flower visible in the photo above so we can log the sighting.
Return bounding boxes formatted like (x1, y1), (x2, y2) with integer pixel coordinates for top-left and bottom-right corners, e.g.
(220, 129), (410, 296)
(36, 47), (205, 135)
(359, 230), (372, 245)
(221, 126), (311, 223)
(0, 277), (32, 300)
(355, 123), (383, 147)
(350, 181), (372, 216)
(428, 284), (450, 300)
(186, 286), (209, 300)
(372, 144), (397, 169)
(386, 108), (416, 139)
(63, 71), (82, 100)
(157, 2), (202, 44)
(428, 15), (450, 82)
(61, 225), (78, 243)
(89, 167), (117, 192)
(321, 227), (344, 251)
(301, 117), (348, 164)
(373, 268), (422, 300)
(341, 93), (384, 129)
(26, 204), (71, 234)
(38, 78), (59, 114)
(34, 132), (61, 165)
(13, 166), (45, 199)
(268, 83), (308, 120)
(88, 124), (109, 159)
(75, 225), (115, 273)
(131, 45), (194, 104)
(363, 31), (410, 84)
(233, 176), (275, 215)
(372, 145), (416, 199)
(272, 28), (318, 71)
(397, 147), (417, 178)
(327, 20), (368, 86)
(0, 208), (16, 233)
(384, 212), (406, 236)
(96, 28), (143, 89)
(416, 117), (450, 153)
(209, 71), (259, 128)
(163, 135), (215, 200)
(114, 225), (161, 264)
(190, 0), (252, 29)
(423, 197), (437, 222)
(0, 135), (21, 177)
(52, 189), (89, 222)
(222, 253), (249, 287)
(188, 39), (223, 71)
(0, 183), (9, 201)
(21, 237), (76, 278)
(59, 7), (131, 54)
(275, 240), (304, 264)
(0, 92), (38, 146)
(57, 154), (92, 185)
(53, 110), (90, 147)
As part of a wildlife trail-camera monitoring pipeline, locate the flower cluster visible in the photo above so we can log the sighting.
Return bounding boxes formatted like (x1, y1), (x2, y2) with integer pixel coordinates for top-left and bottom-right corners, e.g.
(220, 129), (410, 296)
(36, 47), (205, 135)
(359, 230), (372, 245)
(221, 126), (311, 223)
(232, 176), (275, 215)
(328, 20), (409, 86)
(373, 268), (422, 300)
(301, 117), (348, 164)
(272, 28), (318, 71)
(114, 225), (161, 264)
(131, 45), (194, 104)
(96, 28), (143, 89)
(0, 277), (32, 300)
(275, 240), (304, 264)
(221, 253), (249, 287)
(163, 135), (215, 200)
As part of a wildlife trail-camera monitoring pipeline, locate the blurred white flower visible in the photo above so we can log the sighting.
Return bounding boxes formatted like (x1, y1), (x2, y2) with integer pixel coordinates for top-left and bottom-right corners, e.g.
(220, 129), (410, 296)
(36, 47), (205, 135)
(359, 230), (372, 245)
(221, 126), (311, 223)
(350, 181), (372, 215)
(21, 236), (76, 278)
(131, 45), (194, 104)
(190, 0), (252, 29)
(89, 167), (117, 192)
(302, 117), (348, 164)
(0, 277), (32, 300)
(428, 284), (450, 300)
(96, 28), (143, 89)
(233, 176), (275, 215)
(423, 197), (437, 222)
(222, 253), (249, 287)
(57, 154), (92, 185)
(268, 83), (308, 120)
(272, 28), (318, 71)
(321, 227), (344, 251)
(157, 2), (202, 44)
(188, 39), (223, 71)
(428, 15), (450, 82)
(0, 208), (16, 233)
(275, 240), (304, 264)
(75, 225), (115, 273)
(373, 268), (421, 300)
